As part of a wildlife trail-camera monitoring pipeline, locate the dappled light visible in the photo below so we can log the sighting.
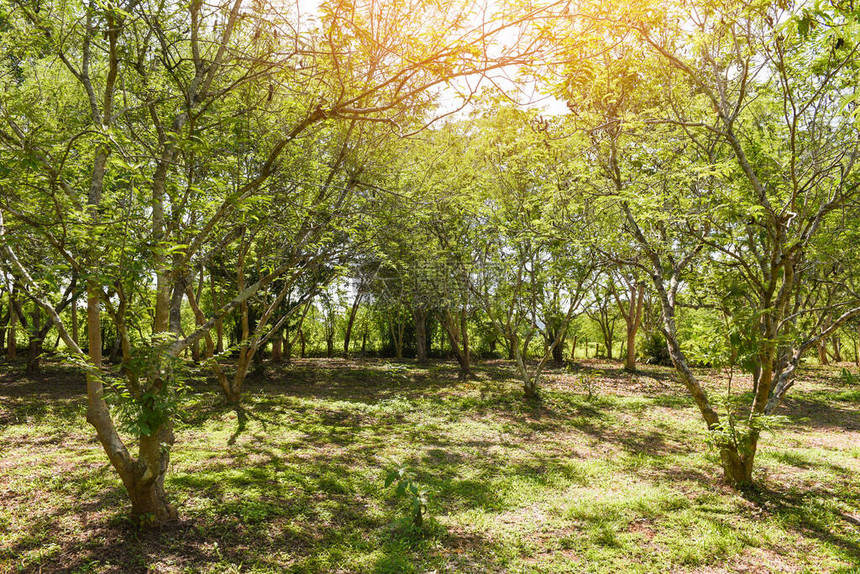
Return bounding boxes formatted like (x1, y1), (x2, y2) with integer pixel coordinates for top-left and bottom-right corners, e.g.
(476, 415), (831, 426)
(1, 359), (858, 571)
(2, 0), (860, 571)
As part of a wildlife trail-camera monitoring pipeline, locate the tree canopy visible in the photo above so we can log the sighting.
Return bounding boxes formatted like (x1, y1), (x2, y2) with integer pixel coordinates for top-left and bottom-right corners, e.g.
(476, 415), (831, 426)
(2, 0), (859, 527)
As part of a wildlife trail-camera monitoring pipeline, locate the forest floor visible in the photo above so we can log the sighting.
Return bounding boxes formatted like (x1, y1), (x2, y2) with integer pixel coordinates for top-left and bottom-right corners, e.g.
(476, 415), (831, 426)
(0, 357), (858, 573)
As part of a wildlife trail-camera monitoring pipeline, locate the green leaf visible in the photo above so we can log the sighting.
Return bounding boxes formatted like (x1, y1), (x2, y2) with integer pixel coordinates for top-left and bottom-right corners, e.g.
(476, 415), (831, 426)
(797, 14), (810, 38)
(384, 471), (397, 488)
(395, 481), (407, 497)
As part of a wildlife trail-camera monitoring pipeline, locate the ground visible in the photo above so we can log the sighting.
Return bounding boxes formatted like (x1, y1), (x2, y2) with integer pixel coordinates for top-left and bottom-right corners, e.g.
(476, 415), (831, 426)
(0, 358), (858, 573)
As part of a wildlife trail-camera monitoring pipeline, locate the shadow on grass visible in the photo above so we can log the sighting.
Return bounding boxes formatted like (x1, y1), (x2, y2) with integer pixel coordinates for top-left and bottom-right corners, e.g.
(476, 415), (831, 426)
(3, 357), (860, 573)
(742, 483), (860, 563)
(1, 453), (466, 573)
(0, 478), (222, 574)
(777, 393), (860, 432)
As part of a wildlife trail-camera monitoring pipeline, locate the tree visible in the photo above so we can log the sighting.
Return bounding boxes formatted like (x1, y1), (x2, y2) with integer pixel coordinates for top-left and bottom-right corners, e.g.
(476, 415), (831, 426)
(547, 0), (860, 485)
(426, 105), (594, 396)
(634, 0), (860, 484)
(610, 271), (645, 371)
(0, 0), (564, 524)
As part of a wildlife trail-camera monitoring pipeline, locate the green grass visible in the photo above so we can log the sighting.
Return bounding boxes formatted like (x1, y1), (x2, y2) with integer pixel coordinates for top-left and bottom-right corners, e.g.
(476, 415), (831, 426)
(0, 358), (858, 573)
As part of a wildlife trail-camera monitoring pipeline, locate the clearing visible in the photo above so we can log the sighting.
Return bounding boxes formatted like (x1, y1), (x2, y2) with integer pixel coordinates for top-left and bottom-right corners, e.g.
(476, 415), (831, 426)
(1, 358), (858, 573)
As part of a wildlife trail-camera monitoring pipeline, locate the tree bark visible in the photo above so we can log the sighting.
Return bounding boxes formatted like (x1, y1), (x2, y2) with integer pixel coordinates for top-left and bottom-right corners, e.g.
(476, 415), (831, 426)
(210, 266), (224, 354)
(343, 288), (363, 358)
(818, 340), (829, 365)
(625, 328), (636, 370)
(272, 332), (282, 362)
(552, 333), (565, 365)
(443, 310), (470, 377)
(71, 294), (79, 347)
(25, 308), (43, 374)
(719, 433), (757, 487)
(511, 334), (536, 398)
(6, 288), (16, 360)
(856, 323), (860, 367)
(0, 304), (5, 356)
(460, 308), (470, 367)
(390, 314), (404, 359)
(414, 308), (428, 363)
(623, 283), (645, 371)
(127, 469), (177, 522)
(229, 249), (251, 405)
(88, 279), (178, 523)
(284, 332), (293, 363)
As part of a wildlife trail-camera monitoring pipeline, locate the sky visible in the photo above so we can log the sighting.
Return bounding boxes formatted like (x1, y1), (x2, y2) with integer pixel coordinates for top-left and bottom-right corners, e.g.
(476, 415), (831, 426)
(275, 0), (571, 116)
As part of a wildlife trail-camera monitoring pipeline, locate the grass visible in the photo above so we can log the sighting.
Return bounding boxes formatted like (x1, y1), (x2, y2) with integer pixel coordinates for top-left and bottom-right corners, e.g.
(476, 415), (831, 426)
(0, 358), (859, 573)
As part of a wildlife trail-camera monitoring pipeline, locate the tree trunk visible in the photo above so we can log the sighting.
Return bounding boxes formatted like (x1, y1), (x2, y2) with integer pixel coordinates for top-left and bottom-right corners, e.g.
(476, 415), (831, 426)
(129, 402), (177, 522)
(71, 294), (79, 347)
(6, 289), (16, 360)
(168, 273), (184, 336)
(443, 311), (470, 377)
(253, 342), (264, 368)
(25, 308), (43, 374)
(818, 340), (829, 365)
(216, 316), (225, 354)
(392, 316), (404, 359)
(552, 334), (565, 365)
(570, 335), (578, 361)
(284, 332), (293, 363)
(0, 308), (5, 356)
(719, 435), (757, 486)
(272, 332), (282, 362)
(460, 309), (470, 368)
(625, 328), (637, 371)
(86, 279), (178, 524)
(299, 328), (306, 358)
(226, 363), (247, 405)
(189, 269), (203, 363)
(210, 267), (224, 354)
(230, 252), (250, 405)
(109, 333), (122, 363)
(414, 308), (428, 363)
(512, 334), (537, 398)
(856, 323), (860, 367)
(615, 281), (645, 372)
(343, 289), (363, 358)
(127, 473), (177, 522)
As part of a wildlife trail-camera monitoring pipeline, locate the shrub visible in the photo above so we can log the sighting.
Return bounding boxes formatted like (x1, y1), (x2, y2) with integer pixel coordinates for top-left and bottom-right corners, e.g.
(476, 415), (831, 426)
(840, 367), (858, 386)
(384, 463), (431, 529)
(639, 331), (673, 367)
